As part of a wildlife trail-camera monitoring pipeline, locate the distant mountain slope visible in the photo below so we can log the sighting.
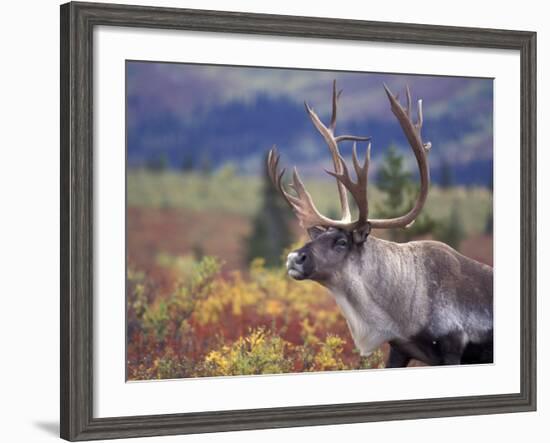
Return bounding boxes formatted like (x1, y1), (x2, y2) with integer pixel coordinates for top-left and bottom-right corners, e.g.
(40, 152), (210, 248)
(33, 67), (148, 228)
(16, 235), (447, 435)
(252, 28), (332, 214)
(127, 93), (493, 186)
(126, 62), (493, 186)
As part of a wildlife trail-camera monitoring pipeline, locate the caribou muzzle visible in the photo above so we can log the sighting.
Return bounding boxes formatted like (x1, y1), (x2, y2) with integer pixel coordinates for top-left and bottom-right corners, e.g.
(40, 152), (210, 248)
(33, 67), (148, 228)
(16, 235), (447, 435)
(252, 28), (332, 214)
(286, 248), (314, 280)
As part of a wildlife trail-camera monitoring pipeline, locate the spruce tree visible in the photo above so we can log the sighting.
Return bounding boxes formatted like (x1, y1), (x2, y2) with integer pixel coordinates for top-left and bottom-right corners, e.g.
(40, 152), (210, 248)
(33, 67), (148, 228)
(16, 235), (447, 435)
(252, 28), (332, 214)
(436, 204), (465, 249)
(376, 144), (412, 211)
(147, 153), (168, 172)
(375, 145), (436, 242)
(181, 152), (194, 172)
(246, 157), (293, 267)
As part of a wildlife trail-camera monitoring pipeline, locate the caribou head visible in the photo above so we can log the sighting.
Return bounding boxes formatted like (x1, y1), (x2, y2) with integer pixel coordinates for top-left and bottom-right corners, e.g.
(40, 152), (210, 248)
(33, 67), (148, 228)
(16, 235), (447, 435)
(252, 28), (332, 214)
(268, 81), (431, 284)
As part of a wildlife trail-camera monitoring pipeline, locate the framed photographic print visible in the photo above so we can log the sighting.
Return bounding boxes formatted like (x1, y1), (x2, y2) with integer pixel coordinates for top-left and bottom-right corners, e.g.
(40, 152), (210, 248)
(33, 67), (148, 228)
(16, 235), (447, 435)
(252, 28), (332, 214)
(60, 1), (537, 441)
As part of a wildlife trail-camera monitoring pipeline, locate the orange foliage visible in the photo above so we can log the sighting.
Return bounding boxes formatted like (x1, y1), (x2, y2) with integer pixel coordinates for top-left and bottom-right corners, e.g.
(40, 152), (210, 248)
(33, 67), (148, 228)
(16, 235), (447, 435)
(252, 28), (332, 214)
(127, 255), (385, 380)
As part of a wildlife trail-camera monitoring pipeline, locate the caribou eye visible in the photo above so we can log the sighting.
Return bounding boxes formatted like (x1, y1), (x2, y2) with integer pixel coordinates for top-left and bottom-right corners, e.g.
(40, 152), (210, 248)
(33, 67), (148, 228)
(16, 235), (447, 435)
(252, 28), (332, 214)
(334, 238), (348, 249)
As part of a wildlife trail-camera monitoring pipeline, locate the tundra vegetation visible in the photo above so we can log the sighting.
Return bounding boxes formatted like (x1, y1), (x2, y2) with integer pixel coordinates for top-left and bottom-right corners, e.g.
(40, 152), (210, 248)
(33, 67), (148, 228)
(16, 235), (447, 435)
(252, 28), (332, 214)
(127, 152), (492, 379)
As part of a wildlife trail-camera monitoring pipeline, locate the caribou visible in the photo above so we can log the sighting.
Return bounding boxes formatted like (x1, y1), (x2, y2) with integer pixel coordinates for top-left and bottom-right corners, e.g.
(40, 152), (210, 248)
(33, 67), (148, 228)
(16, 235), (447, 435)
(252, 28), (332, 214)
(267, 81), (493, 367)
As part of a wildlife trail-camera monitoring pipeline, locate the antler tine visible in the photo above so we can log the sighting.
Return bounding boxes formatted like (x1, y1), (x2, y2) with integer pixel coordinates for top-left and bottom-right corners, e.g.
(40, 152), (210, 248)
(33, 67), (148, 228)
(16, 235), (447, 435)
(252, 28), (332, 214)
(304, 101), (352, 223)
(371, 85), (431, 229)
(304, 81), (371, 223)
(352, 141), (371, 177)
(404, 85), (431, 150)
(335, 135), (372, 143)
(405, 85), (412, 120)
(268, 147), (307, 208)
(267, 148), (290, 206)
(329, 79), (343, 132)
(267, 146), (353, 230)
(351, 142), (362, 177)
(417, 98), (424, 129)
(325, 142), (371, 226)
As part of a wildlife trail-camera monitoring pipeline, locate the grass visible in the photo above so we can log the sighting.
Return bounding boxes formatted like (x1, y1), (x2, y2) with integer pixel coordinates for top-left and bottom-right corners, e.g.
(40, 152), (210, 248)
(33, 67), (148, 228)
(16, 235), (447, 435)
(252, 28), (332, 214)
(128, 168), (492, 237)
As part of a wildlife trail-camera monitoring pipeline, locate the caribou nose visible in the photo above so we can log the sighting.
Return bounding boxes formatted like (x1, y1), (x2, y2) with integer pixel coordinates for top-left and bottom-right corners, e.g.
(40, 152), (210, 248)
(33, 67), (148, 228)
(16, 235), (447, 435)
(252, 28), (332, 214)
(295, 252), (307, 265)
(287, 251), (307, 269)
(286, 252), (298, 269)
(287, 250), (310, 280)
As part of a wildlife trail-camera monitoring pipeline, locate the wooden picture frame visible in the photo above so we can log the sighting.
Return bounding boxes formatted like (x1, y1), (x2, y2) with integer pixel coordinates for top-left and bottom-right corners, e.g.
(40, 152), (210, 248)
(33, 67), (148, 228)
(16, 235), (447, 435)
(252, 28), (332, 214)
(60, 1), (536, 440)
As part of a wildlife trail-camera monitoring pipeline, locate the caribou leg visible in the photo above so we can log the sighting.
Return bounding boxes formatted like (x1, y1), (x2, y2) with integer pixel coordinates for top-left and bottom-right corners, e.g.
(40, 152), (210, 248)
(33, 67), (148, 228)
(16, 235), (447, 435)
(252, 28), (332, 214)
(438, 332), (467, 365)
(386, 345), (412, 368)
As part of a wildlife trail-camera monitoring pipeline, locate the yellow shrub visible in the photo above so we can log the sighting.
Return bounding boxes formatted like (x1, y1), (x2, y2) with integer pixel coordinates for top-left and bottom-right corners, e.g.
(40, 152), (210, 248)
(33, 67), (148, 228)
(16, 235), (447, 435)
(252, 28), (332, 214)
(312, 335), (348, 371)
(203, 328), (292, 376)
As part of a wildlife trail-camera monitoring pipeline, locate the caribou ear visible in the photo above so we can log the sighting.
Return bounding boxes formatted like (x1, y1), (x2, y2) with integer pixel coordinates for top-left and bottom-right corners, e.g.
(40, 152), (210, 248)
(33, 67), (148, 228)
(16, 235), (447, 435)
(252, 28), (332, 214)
(307, 226), (326, 240)
(352, 223), (371, 245)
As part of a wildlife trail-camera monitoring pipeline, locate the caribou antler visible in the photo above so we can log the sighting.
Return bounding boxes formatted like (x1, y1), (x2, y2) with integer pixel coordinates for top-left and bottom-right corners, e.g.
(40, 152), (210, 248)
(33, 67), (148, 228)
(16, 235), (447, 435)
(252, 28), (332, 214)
(325, 141), (371, 228)
(304, 80), (371, 223)
(267, 148), (364, 230)
(267, 82), (431, 232)
(367, 84), (431, 229)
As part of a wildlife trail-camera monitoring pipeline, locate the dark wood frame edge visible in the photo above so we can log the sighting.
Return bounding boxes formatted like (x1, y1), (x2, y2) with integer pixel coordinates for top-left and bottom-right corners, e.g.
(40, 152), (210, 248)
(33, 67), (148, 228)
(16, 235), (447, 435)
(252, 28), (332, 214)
(60, 2), (537, 441)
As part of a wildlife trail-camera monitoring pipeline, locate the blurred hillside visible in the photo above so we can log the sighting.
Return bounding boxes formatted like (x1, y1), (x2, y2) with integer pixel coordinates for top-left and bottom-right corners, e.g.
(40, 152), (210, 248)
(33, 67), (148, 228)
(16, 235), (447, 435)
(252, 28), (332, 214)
(127, 62), (493, 187)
